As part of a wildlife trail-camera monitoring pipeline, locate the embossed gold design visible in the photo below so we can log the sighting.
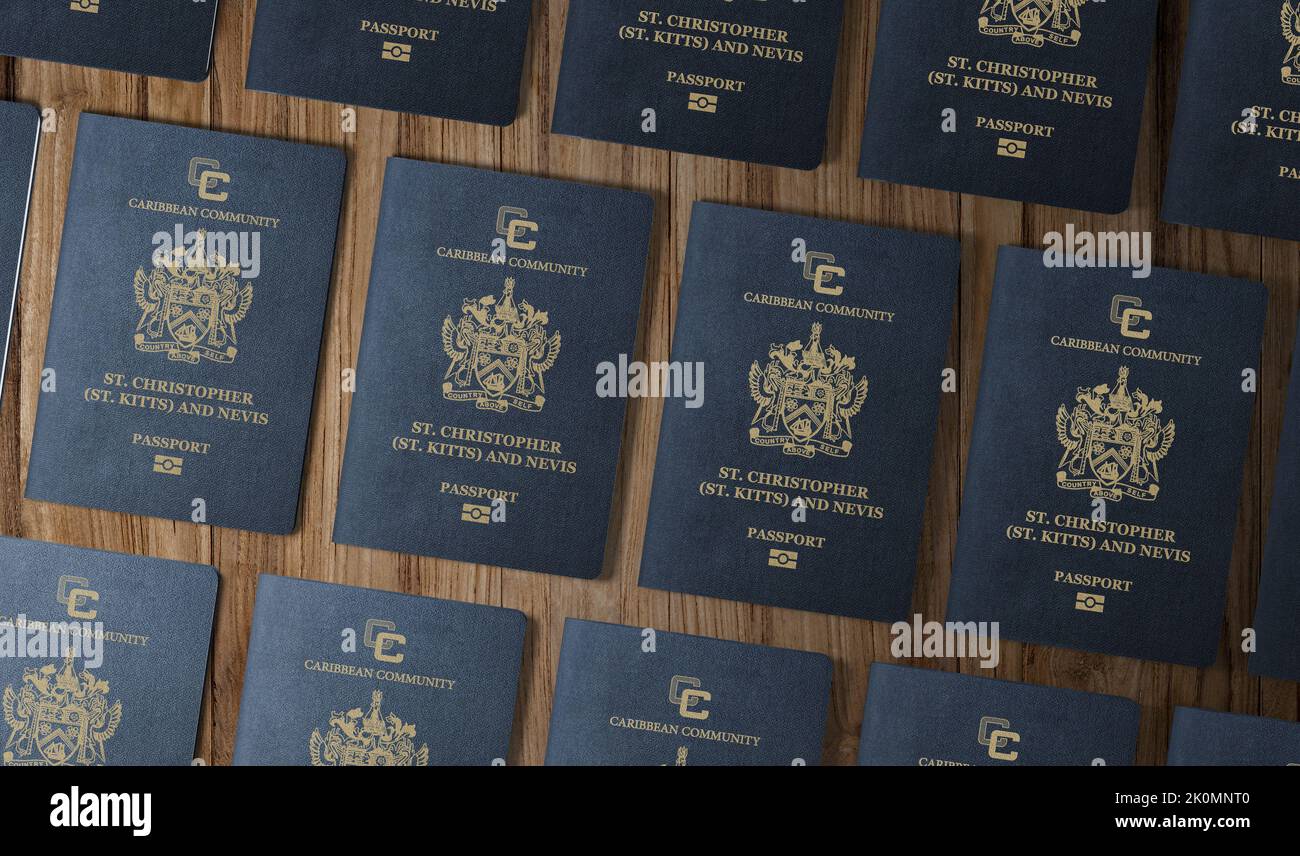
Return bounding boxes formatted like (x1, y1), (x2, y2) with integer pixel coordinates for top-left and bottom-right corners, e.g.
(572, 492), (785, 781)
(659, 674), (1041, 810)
(977, 716), (1021, 762)
(3, 653), (122, 766)
(978, 0), (1084, 48)
(442, 277), (561, 413)
(748, 322), (868, 459)
(134, 234), (252, 364)
(308, 690), (429, 767)
(1055, 366), (1175, 502)
(1283, 2), (1300, 84)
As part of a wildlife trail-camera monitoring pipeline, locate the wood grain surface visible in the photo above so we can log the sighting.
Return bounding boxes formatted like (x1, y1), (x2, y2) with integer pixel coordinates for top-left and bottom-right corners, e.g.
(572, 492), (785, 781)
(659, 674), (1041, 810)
(0, 0), (1296, 766)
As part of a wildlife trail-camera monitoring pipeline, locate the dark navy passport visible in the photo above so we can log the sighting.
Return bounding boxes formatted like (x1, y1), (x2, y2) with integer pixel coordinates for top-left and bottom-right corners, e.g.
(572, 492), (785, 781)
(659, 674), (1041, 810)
(639, 203), (958, 620)
(860, 0), (1158, 213)
(0, 0), (218, 82)
(247, 0), (534, 126)
(25, 114), (345, 534)
(858, 664), (1139, 766)
(551, 0), (845, 169)
(1167, 707), (1300, 766)
(0, 536), (217, 767)
(0, 102), (39, 406)
(947, 246), (1266, 666)
(233, 575), (525, 766)
(545, 619), (831, 766)
(333, 160), (652, 579)
(1163, 3), (1300, 242)
(1252, 320), (1300, 683)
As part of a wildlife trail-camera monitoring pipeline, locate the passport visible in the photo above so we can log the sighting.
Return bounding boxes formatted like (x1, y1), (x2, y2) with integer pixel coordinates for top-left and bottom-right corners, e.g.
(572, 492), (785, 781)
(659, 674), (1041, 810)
(0, 0), (218, 82)
(1167, 707), (1300, 766)
(0, 102), (39, 406)
(0, 536), (217, 767)
(639, 202), (958, 620)
(947, 246), (1267, 666)
(246, 0), (534, 126)
(233, 574), (525, 766)
(1252, 320), (1300, 683)
(545, 618), (831, 766)
(332, 160), (652, 579)
(25, 114), (346, 534)
(551, 0), (845, 170)
(857, 664), (1139, 766)
(859, 0), (1159, 213)
(1162, 3), (1300, 242)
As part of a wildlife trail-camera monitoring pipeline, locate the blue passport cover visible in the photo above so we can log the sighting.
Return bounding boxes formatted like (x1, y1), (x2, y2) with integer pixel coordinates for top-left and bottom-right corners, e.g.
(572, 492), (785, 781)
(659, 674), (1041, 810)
(1167, 707), (1300, 766)
(947, 246), (1267, 666)
(859, 0), (1158, 213)
(0, 0), (218, 82)
(25, 114), (345, 534)
(545, 618), (831, 766)
(639, 202), (958, 620)
(233, 574), (525, 766)
(858, 664), (1139, 766)
(1252, 319), (1300, 683)
(1162, 3), (1300, 242)
(0, 536), (217, 767)
(333, 160), (652, 578)
(246, 0), (534, 126)
(0, 102), (39, 407)
(551, 0), (845, 170)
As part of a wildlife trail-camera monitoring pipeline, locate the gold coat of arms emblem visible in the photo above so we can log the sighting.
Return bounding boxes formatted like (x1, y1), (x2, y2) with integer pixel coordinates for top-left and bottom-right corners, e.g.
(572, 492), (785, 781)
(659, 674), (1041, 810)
(978, 0), (1085, 48)
(1055, 366), (1175, 501)
(748, 322), (869, 459)
(3, 653), (122, 767)
(1283, 2), (1300, 85)
(441, 277), (561, 413)
(308, 690), (429, 767)
(133, 237), (252, 364)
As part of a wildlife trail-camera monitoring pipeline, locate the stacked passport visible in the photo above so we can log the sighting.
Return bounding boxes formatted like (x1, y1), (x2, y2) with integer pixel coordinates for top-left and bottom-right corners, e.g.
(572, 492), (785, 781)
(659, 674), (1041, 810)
(0, 537), (216, 767)
(0, 101), (39, 406)
(1167, 707), (1300, 766)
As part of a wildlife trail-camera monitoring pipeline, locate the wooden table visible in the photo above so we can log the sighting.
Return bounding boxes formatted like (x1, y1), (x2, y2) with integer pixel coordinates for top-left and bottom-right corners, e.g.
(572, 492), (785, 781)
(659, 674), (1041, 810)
(0, 0), (1295, 766)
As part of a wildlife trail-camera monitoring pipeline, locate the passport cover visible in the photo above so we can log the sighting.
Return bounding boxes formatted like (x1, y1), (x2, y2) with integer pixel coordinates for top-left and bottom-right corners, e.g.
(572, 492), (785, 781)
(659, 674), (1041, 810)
(859, 0), (1159, 213)
(857, 664), (1139, 766)
(1252, 319), (1300, 682)
(551, 0), (845, 170)
(333, 160), (652, 578)
(1167, 707), (1300, 766)
(947, 246), (1267, 666)
(0, 0), (218, 82)
(25, 114), (345, 534)
(545, 618), (831, 766)
(0, 536), (217, 767)
(0, 102), (39, 407)
(639, 202), (958, 620)
(1162, 3), (1300, 242)
(233, 574), (525, 766)
(246, 0), (534, 126)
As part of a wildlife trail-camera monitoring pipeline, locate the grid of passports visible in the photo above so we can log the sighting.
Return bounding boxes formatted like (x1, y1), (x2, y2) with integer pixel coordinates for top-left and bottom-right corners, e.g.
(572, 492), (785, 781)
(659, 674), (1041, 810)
(860, 0), (1159, 212)
(947, 246), (1266, 666)
(858, 665), (1140, 766)
(0, 101), (38, 406)
(233, 575), (525, 766)
(1252, 320), (1300, 683)
(1163, 2), (1300, 241)
(639, 202), (958, 620)
(0, 536), (217, 767)
(0, 0), (219, 82)
(25, 114), (345, 535)
(247, 0), (534, 126)
(333, 160), (652, 579)
(552, 0), (846, 169)
(545, 619), (832, 766)
(1167, 707), (1300, 766)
